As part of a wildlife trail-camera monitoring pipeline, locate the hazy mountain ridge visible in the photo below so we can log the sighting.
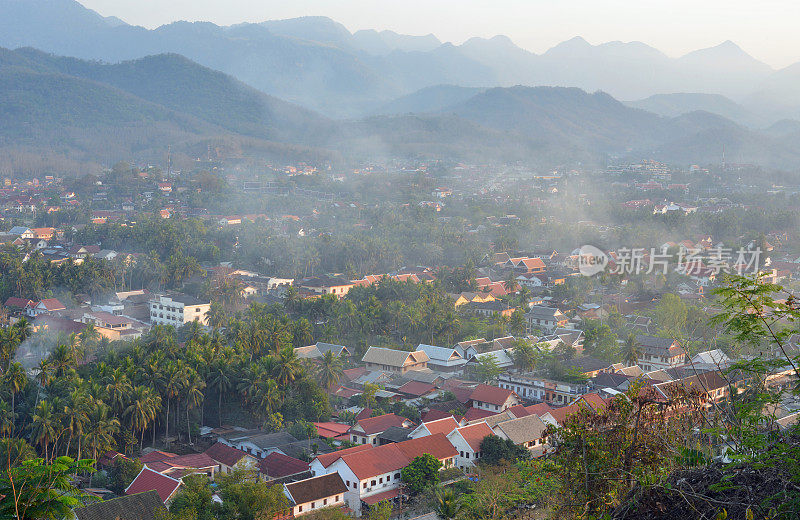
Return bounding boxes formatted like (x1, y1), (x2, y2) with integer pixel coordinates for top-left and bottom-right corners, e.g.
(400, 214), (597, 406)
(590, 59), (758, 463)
(4, 0), (800, 119)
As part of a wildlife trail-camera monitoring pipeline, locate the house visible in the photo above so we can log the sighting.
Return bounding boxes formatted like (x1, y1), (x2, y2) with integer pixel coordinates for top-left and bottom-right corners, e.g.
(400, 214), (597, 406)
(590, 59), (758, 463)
(284, 473), (348, 517)
(497, 373), (592, 405)
(414, 344), (467, 372)
(323, 434), (457, 513)
(503, 257), (546, 274)
(408, 417), (461, 439)
(653, 370), (741, 409)
(525, 306), (569, 333)
(451, 292), (496, 307)
(204, 441), (258, 476)
(361, 347), (429, 374)
(79, 311), (142, 341)
(73, 490), (167, 520)
(469, 384), (521, 412)
(635, 335), (686, 371)
(464, 300), (517, 318)
(8, 226), (34, 239)
(465, 349), (516, 370)
(492, 414), (550, 456)
(149, 294), (211, 327)
(219, 431), (299, 459)
(30, 227), (56, 241)
(348, 413), (415, 445)
(446, 422), (494, 469)
(141, 451), (218, 480)
(4, 297), (34, 312)
(259, 452), (311, 481)
(27, 298), (66, 317)
(68, 245), (101, 260)
(377, 427), (412, 445)
(295, 342), (350, 360)
(314, 422), (352, 440)
(309, 444), (373, 477)
(396, 380), (436, 399)
(125, 467), (183, 504)
(297, 275), (354, 298)
(564, 356), (612, 378)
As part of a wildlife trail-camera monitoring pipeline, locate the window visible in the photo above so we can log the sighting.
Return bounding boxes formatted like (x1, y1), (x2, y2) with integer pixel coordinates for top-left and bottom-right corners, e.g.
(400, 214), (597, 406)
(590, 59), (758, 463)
(298, 506), (303, 512)
(460, 451), (464, 457)
(311, 502), (315, 509)
(352, 482), (357, 489)
(335, 496), (340, 501)
(371, 480), (376, 486)
(394, 473), (400, 479)
(323, 499), (328, 506)
(345, 480), (350, 487)
(363, 482), (367, 489)
(379, 477), (383, 484)
(465, 453), (470, 459)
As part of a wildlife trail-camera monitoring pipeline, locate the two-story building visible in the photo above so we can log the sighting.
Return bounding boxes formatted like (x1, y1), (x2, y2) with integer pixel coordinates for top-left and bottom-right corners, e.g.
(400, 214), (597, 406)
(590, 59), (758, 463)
(496, 372), (592, 405)
(297, 275), (355, 298)
(361, 347), (429, 374)
(491, 414), (550, 457)
(445, 422), (494, 469)
(525, 306), (569, 333)
(635, 335), (686, 372)
(414, 344), (467, 372)
(283, 473), (348, 517)
(149, 294), (211, 328)
(348, 413), (414, 445)
(468, 384), (521, 412)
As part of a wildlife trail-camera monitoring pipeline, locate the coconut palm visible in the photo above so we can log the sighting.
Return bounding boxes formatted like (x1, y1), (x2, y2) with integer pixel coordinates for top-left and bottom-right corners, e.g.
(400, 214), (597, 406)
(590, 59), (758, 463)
(83, 401), (120, 468)
(254, 379), (281, 419)
(274, 347), (302, 387)
(209, 359), (234, 426)
(30, 400), (59, 461)
(160, 361), (186, 445)
(434, 488), (463, 520)
(4, 362), (27, 435)
(124, 385), (161, 452)
(104, 367), (132, 416)
(62, 389), (90, 459)
(0, 401), (15, 437)
(622, 334), (642, 366)
(183, 371), (205, 444)
(317, 351), (344, 391)
(34, 359), (53, 405)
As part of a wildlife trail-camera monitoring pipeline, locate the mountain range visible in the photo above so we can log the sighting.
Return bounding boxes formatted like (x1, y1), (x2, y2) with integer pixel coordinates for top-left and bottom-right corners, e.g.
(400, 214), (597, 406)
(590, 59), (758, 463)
(3, 0), (800, 122)
(2, 46), (800, 172)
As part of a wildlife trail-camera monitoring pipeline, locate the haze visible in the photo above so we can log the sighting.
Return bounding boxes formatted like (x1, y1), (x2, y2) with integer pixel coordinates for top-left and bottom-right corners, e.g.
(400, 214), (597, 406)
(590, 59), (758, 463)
(80, 0), (800, 68)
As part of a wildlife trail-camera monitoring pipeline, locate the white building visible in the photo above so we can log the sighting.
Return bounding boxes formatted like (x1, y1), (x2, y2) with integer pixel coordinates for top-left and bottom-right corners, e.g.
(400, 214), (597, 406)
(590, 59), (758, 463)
(445, 422), (494, 469)
(149, 294), (211, 327)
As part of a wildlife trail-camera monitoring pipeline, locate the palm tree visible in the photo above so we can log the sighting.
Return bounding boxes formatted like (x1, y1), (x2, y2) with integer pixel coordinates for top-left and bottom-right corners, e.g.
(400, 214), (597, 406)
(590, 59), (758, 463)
(83, 401), (120, 471)
(291, 319), (314, 348)
(124, 386), (161, 452)
(274, 347), (302, 387)
(160, 361), (186, 445)
(183, 371), (205, 444)
(503, 273), (519, 294)
(34, 359), (53, 405)
(208, 360), (233, 426)
(104, 367), (132, 416)
(30, 400), (59, 461)
(622, 334), (642, 366)
(62, 389), (90, 459)
(0, 401), (16, 437)
(254, 379), (281, 419)
(79, 323), (101, 354)
(434, 488), (463, 520)
(317, 351), (344, 391)
(49, 344), (73, 377)
(4, 362), (27, 435)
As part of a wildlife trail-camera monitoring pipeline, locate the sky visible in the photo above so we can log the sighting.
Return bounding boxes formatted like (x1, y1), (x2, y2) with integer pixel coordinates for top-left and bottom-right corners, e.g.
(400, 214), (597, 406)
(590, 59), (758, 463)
(79, 0), (800, 68)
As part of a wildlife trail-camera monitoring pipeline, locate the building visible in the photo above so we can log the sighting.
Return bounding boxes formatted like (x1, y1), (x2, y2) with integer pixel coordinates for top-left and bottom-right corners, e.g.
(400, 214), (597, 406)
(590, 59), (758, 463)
(26, 298), (66, 317)
(297, 275), (355, 297)
(259, 452), (311, 481)
(284, 473), (348, 517)
(149, 294), (211, 328)
(73, 490), (167, 520)
(204, 442), (259, 476)
(445, 422), (494, 469)
(525, 306), (569, 333)
(125, 467), (183, 504)
(407, 417), (461, 439)
(635, 335), (686, 371)
(465, 300), (517, 318)
(295, 342), (350, 360)
(321, 433), (457, 514)
(469, 384), (521, 412)
(361, 347), (429, 374)
(497, 372), (592, 406)
(492, 414), (550, 456)
(414, 344), (467, 372)
(348, 413), (415, 445)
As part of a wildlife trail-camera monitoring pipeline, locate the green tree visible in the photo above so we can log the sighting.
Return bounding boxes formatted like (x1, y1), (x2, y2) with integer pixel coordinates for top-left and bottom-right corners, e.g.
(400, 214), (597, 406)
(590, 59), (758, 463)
(401, 453), (442, 494)
(434, 488), (463, 520)
(621, 333), (642, 366)
(366, 500), (393, 520)
(473, 354), (501, 383)
(317, 351), (344, 391)
(478, 435), (529, 465)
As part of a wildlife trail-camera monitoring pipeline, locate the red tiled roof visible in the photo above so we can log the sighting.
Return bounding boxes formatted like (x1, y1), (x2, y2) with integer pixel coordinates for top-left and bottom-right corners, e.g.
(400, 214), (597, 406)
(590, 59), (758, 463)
(140, 451), (178, 463)
(341, 433), (456, 480)
(506, 405), (531, 418)
(421, 409), (457, 423)
(163, 453), (217, 470)
(258, 452), (309, 478)
(204, 442), (249, 468)
(397, 380), (436, 397)
(362, 488), (401, 505)
(4, 297), (33, 309)
(524, 403), (553, 416)
(544, 404), (584, 426)
(353, 413), (410, 435)
(36, 298), (65, 311)
(314, 444), (373, 468)
(577, 393), (609, 411)
(450, 386), (474, 404)
(314, 422), (351, 438)
(342, 367), (367, 381)
(452, 423), (494, 451)
(143, 461), (173, 473)
(469, 384), (515, 406)
(462, 407), (497, 422)
(354, 408), (372, 421)
(331, 386), (361, 398)
(125, 468), (182, 503)
(395, 433), (457, 462)
(419, 417), (460, 436)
